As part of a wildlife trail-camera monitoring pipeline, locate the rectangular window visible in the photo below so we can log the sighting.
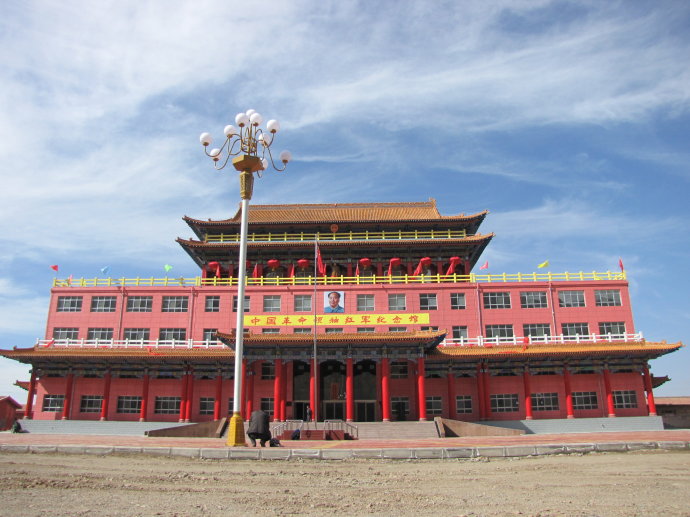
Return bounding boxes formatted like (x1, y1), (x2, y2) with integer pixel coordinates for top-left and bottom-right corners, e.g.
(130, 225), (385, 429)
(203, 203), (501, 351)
(205, 296), (220, 312)
(199, 397), (215, 415)
(520, 291), (548, 309)
(87, 328), (113, 340)
(388, 326), (407, 332)
(483, 292), (511, 309)
(233, 295), (251, 312)
(485, 324), (514, 338)
(572, 391), (598, 410)
(154, 396), (181, 414)
(523, 324), (551, 337)
(325, 328), (343, 333)
(452, 326), (468, 340)
(595, 289), (622, 307)
(57, 296), (82, 312)
(450, 292), (466, 310)
(162, 296), (188, 312)
(260, 397), (274, 416)
(263, 295), (281, 312)
(388, 294), (406, 311)
(419, 294), (437, 311)
(261, 362), (275, 380)
(531, 393), (559, 411)
(203, 328), (218, 342)
(357, 327), (375, 333)
(227, 398), (235, 414)
(599, 322), (626, 336)
(391, 397), (410, 419)
(262, 328), (280, 334)
(293, 328), (312, 334)
(390, 361), (409, 379)
(559, 290), (585, 308)
(90, 296), (117, 312)
(126, 296), (152, 312)
(357, 294), (375, 311)
(420, 326), (439, 332)
(294, 295), (312, 312)
(124, 328), (149, 341)
(426, 396), (443, 416)
(159, 328), (186, 341)
(53, 327), (78, 340)
(42, 395), (65, 412)
(613, 390), (638, 409)
(79, 395), (103, 413)
(490, 394), (519, 413)
(117, 396), (142, 414)
(456, 395), (473, 414)
(562, 323), (589, 337)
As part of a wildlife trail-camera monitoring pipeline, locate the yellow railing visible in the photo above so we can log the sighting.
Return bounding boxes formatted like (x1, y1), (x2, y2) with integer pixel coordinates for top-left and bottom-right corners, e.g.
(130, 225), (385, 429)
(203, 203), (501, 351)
(52, 270), (626, 288)
(204, 228), (468, 243)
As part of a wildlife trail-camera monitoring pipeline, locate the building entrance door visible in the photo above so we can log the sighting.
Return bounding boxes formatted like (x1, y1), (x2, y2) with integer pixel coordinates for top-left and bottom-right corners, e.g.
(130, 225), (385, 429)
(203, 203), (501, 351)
(356, 401), (376, 421)
(323, 401), (345, 420)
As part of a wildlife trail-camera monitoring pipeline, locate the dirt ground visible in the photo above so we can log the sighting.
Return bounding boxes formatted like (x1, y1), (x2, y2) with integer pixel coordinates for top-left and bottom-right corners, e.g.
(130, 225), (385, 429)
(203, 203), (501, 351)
(1, 450), (689, 516)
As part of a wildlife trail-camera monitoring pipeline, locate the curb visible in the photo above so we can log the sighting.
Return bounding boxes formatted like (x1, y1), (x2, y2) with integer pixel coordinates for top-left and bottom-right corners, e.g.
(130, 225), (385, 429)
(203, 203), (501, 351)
(1, 441), (688, 460)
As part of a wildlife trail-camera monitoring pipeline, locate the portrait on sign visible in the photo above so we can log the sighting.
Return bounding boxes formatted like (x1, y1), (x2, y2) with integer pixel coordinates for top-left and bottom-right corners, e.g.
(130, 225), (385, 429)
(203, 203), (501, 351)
(324, 291), (345, 313)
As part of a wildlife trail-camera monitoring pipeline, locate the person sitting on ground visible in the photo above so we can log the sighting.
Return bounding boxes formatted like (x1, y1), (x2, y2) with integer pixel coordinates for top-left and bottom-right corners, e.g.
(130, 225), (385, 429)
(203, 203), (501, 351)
(246, 409), (271, 447)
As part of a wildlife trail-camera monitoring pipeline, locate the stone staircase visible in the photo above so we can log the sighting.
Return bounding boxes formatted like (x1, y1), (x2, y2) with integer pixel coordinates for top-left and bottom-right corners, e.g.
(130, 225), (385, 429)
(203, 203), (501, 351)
(16, 419), (188, 436)
(349, 421), (440, 440)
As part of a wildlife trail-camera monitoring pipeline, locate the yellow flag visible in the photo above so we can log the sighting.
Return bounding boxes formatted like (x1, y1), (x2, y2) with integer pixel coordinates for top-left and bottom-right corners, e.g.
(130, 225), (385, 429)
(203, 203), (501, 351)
(537, 260), (549, 268)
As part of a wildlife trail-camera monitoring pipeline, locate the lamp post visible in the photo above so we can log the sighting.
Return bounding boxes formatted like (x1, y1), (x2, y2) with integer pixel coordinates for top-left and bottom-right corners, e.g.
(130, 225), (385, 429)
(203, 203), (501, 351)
(199, 109), (291, 446)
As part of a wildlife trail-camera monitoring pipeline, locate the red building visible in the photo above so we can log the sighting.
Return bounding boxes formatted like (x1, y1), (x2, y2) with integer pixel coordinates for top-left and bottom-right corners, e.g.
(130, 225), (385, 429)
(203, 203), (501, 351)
(1, 200), (680, 425)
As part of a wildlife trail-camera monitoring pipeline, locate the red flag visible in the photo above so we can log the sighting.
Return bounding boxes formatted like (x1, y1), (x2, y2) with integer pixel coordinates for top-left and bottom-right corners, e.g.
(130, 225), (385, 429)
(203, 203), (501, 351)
(288, 264), (295, 278)
(479, 261), (489, 270)
(50, 265), (59, 272)
(252, 264), (261, 278)
(44, 339), (55, 348)
(316, 245), (326, 277)
(66, 274), (73, 286)
(618, 257), (625, 272)
(355, 262), (360, 276)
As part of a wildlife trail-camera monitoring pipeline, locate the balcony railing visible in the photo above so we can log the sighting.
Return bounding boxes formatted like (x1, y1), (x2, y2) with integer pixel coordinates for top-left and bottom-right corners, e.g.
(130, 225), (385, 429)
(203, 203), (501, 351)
(36, 332), (643, 350)
(439, 332), (643, 348)
(51, 270), (626, 288)
(204, 228), (468, 243)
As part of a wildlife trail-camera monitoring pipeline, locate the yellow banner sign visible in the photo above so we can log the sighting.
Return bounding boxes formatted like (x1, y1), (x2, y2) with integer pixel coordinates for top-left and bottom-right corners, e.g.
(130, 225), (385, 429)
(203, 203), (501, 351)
(244, 313), (430, 327)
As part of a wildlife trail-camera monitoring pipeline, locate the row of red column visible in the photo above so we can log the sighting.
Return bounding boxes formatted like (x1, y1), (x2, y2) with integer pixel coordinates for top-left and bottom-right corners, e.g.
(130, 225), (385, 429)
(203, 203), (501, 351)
(24, 361), (658, 421)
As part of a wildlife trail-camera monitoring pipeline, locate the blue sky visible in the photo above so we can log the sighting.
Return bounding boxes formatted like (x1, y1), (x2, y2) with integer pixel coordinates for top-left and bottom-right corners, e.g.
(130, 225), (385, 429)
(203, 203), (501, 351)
(1, 1), (689, 402)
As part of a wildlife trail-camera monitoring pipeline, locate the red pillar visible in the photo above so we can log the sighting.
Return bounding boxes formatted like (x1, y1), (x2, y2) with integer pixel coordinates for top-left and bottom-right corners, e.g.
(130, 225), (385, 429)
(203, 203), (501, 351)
(25, 370), (37, 419)
(62, 372), (74, 420)
(140, 372), (150, 422)
(185, 371), (194, 422)
(563, 367), (574, 419)
(417, 356), (427, 421)
(273, 359), (283, 422)
(100, 370), (112, 421)
(309, 357), (317, 422)
(179, 372), (189, 422)
(381, 357), (391, 422)
(213, 371), (222, 420)
(447, 369), (456, 419)
(482, 364), (491, 420)
(523, 369), (533, 420)
(476, 363), (485, 420)
(603, 368), (616, 417)
(245, 362), (254, 420)
(346, 357), (354, 422)
(643, 366), (657, 416)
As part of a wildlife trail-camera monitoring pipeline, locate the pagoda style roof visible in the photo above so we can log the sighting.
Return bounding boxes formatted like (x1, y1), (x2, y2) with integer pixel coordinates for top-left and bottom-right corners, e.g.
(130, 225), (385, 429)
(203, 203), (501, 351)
(0, 346), (234, 364)
(183, 199), (489, 239)
(176, 233), (493, 270)
(430, 340), (682, 362)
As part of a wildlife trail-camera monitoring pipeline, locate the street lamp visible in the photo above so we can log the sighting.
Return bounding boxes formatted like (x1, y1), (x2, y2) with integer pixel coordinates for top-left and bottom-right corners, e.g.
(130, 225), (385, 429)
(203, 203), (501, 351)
(199, 109), (291, 446)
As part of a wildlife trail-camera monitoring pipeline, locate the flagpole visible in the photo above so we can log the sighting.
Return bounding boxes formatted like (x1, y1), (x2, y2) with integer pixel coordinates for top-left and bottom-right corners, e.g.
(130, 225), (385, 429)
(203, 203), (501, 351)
(312, 240), (318, 424)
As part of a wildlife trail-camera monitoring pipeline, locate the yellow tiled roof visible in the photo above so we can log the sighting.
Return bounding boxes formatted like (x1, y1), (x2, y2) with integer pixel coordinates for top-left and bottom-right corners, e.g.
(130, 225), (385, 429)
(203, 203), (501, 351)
(185, 200), (488, 225)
